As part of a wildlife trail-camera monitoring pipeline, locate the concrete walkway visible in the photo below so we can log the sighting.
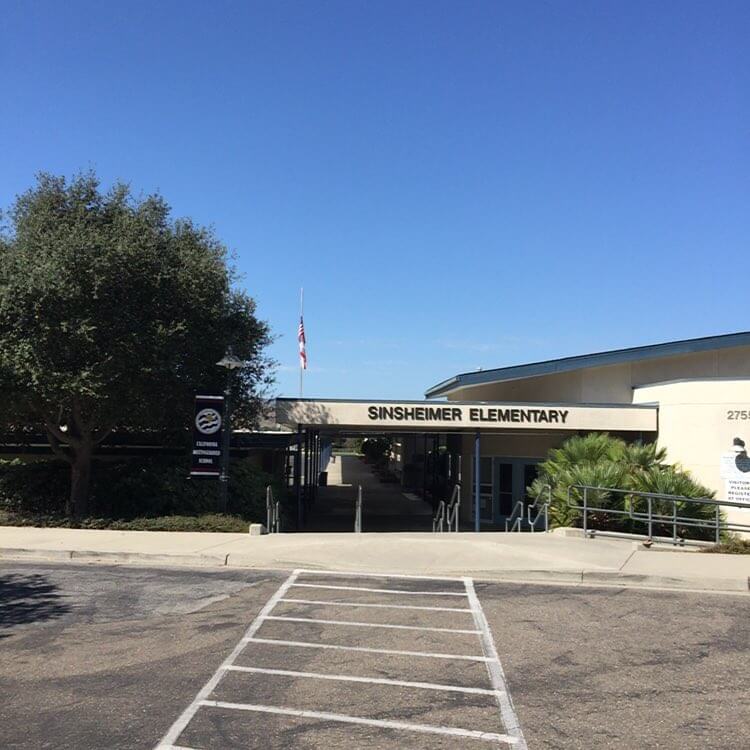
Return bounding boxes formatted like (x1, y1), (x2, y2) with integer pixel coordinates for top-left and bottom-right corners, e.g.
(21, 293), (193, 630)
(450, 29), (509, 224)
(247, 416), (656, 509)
(1, 525), (748, 594)
(305, 455), (433, 532)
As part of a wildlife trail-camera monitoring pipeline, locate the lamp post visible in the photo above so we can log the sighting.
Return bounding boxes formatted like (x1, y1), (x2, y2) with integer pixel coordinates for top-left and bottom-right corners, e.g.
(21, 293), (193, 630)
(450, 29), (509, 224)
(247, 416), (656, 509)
(216, 350), (244, 513)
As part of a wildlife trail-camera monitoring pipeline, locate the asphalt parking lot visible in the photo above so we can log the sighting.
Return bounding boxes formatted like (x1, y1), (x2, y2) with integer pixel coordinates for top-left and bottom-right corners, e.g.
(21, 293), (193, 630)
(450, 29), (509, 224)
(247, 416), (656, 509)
(1, 562), (748, 749)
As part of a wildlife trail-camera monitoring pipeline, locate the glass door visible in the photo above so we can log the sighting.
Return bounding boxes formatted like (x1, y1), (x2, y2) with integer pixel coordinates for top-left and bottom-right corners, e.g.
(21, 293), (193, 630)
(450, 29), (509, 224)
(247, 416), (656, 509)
(472, 457), (495, 522)
(497, 462), (514, 516)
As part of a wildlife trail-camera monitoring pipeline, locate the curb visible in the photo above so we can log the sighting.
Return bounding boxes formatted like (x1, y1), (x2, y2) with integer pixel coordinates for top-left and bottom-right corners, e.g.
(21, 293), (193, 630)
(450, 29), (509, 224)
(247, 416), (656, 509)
(0, 547), (227, 568)
(1, 547), (747, 593)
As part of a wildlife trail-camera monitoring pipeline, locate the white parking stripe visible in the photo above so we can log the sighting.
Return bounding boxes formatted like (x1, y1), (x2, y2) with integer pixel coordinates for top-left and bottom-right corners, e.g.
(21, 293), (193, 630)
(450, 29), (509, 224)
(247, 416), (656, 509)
(280, 597), (474, 613)
(292, 582), (468, 596)
(244, 636), (494, 661)
(296, 568), (467, 583)
(224, 665), (506, 696)
(464, 578), (529, 750)
(199, 700), (518, 744)
(153, 570), (301, 750)
(265, 614), (481, 634)
(156, 571), (527, 749)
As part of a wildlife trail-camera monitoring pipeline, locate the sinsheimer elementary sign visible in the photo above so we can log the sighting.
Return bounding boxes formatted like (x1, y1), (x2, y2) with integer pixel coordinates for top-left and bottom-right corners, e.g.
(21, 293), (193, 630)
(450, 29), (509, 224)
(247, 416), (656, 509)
(367, 404), (571, 425)
(275, 399), (657, 432)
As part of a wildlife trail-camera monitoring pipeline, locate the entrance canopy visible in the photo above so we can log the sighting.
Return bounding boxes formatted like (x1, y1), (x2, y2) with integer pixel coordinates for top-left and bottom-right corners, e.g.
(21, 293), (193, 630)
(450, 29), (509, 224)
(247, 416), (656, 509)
(274, 398), (657, 433)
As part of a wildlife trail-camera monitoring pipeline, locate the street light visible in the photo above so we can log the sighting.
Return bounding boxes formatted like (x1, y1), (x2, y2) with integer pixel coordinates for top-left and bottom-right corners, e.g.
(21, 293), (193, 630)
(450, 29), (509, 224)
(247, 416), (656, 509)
(216, 349), (245, 512)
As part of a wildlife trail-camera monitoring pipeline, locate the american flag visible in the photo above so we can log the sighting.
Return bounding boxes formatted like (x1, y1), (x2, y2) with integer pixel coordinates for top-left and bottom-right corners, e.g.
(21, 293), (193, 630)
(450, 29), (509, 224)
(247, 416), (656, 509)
(298, 316), (307, 370)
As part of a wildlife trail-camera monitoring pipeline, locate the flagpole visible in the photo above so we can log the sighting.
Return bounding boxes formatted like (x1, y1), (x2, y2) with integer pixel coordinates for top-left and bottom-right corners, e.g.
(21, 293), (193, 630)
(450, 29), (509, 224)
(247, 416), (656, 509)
(299, 287), (304, 398)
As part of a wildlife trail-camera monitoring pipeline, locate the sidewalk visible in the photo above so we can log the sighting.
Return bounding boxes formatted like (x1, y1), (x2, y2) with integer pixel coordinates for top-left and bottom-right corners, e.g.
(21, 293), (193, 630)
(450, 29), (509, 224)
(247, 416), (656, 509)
(0, 525), (748, 593)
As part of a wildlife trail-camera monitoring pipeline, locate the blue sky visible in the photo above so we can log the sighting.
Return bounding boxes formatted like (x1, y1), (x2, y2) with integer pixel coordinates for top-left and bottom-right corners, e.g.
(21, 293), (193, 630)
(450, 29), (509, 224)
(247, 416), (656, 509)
(2, 1), (748, 400)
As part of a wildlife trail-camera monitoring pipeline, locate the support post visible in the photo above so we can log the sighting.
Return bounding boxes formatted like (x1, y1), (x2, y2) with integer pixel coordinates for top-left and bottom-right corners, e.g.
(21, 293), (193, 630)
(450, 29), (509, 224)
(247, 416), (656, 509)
(295, 425), (302, 529)
(474, 430), (480, 533)
(218, 373), (232, 513)
(303, 429), (310, 509)
(313, 431), (319, 503)
(422, 434), (427, 502)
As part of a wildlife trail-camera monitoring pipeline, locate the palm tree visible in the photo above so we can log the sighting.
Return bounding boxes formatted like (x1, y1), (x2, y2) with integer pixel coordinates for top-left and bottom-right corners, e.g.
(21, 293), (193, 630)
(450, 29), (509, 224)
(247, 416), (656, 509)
(531, 433), (720, 540)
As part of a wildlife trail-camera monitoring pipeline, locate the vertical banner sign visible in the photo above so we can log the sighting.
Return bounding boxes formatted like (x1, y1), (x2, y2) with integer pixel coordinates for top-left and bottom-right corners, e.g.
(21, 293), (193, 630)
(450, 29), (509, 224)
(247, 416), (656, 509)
(190, 395), (225, 478)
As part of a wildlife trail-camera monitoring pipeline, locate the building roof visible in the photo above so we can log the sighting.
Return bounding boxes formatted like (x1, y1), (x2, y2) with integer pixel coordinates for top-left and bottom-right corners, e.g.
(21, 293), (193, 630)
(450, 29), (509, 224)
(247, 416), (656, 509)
(425, 331), (750, 399)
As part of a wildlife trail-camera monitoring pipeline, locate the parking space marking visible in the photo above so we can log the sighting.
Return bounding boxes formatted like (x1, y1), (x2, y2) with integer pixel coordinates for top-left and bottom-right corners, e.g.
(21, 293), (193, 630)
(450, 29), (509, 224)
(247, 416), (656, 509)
(198, 700), (519, 744)
(292, 582), (468, 596)
(156, 569), (527, 749)
(245, 636), (494, 661)
(465, 578), (528, 750)
(224, 665), (505, 696)
(280, 597), (474, 612)
(154, 569), (302, 750)
(265, 614), (481, 634)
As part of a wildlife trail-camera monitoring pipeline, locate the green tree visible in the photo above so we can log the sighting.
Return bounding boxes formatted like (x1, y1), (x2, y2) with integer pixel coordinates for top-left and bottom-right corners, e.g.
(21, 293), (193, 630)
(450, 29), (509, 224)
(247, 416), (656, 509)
(0, 172), (273, 517)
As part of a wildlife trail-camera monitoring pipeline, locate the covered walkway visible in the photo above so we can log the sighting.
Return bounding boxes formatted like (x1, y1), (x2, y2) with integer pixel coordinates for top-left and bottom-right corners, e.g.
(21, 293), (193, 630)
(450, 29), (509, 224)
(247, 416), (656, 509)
(305, 454), (434, 532)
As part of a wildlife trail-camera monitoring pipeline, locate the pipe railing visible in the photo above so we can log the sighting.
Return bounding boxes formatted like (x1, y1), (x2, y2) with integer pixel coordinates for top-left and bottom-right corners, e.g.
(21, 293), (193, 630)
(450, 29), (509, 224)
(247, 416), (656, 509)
(433, 484), (461, 533)
(505, 500), (525, 532)
(265, 485), (280, 534)
(432, 500), (446, 533)
(527, 484), (551, 533)
(446, 484), (461, 532)
(566, 484), (750, 545)
(354, 485), (362, 533)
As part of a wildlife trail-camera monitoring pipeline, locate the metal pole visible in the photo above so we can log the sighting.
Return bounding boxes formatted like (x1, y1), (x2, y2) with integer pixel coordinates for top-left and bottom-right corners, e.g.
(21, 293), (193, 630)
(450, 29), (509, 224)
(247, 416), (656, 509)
(715, 504), (721, 544)
(303, 429), (310, 510)
(266, 485), (272, 532)
(218, 371), (232, 513)
(422, 434), (427, 502)
(474, 430), (480, 533)
(295, 425), (302, 529)
(299, 287), (304, 398)
(355, 485), (362, 533)
(583, 486), (588, 538)
(313, 431), (319, 504)
(456, 454), (462, 533)
(647, 497), (653, 541)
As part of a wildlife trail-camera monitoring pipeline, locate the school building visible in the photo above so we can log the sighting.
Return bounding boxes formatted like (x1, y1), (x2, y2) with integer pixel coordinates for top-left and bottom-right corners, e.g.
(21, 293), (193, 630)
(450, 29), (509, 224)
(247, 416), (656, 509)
(275, 331), (750, 531)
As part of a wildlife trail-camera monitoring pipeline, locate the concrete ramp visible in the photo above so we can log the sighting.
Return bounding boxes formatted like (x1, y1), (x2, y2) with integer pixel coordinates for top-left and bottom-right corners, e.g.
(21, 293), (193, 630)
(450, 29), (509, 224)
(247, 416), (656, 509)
(307, 455), (433, 532)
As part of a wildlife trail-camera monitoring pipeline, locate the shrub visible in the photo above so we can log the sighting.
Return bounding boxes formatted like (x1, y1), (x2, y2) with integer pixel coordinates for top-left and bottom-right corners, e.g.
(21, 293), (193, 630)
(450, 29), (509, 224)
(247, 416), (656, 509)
(530, 433), (720, 540)
(0, 456), (280, 525)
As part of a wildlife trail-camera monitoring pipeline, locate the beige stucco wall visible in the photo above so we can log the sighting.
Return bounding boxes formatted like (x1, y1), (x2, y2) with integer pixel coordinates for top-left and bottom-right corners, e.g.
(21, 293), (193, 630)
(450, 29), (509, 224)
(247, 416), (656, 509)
(633, 379), (750, 531)
(446, 346), (750, 405)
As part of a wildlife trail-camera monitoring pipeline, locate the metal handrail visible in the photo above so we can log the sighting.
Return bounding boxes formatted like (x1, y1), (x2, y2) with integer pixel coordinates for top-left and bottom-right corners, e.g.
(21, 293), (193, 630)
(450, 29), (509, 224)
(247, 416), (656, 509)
(354, 485), (362, 533)
(505, 499), (524, 532)
(265, 485), (280, 533)
(433, 484), (461, 533)
(566, 484), (750, 545)
(527, 484), (551, 532)
(432, 501), (446, 533)
(446, 483), (461, 532)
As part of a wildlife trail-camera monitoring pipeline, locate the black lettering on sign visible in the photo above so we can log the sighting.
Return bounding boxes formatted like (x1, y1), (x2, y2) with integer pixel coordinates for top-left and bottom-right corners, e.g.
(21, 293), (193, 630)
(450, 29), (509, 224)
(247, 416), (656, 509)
(559, 410), (569, 424)
(368, 406), (378, 420)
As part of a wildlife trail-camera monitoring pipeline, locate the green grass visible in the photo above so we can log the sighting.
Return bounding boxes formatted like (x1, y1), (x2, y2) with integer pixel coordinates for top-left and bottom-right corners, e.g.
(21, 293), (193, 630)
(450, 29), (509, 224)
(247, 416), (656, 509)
(0, 510), (249, 533)
(701, 537), (750, 554)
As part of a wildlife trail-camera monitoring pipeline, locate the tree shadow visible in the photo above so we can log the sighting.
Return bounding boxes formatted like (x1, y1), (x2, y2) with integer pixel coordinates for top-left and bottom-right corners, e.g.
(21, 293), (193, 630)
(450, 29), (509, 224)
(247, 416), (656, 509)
(0, 573), (72, 636)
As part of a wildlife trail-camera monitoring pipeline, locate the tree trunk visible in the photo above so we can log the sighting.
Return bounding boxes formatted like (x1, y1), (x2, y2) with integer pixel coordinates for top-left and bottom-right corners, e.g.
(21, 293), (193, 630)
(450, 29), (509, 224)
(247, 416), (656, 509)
(68, 449), (92, 518)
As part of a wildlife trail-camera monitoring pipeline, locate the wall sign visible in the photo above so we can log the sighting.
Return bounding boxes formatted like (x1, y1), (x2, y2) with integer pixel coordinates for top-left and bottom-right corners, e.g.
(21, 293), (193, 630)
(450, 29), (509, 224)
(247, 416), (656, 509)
(720, 437), (750, 507)
(190, 394), (225, 478)
(275, 399), (657, 433)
